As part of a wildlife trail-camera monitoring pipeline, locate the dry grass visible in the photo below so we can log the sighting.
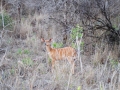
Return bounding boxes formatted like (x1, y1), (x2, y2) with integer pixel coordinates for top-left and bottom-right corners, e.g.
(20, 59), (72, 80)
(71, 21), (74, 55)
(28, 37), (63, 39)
(0, 13), (120, 90)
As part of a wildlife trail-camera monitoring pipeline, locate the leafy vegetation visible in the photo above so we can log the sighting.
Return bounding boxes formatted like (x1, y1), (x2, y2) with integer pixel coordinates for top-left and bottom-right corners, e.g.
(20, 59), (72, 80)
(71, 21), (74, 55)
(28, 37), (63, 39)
(10, 68), (15, 75)
(70, 25), (84, 49)
(22, 57), (34, 66)
(0, 0), (120, 90)
(70, 25), (83, 41)
(110, 59), (119, 68)
(17, 48), (23, 55)
(0, 12), (13, 29)
(52, 42), (63, 48)
(17, 48), (30, 55)
(23, 49), (30, 54)
(77, 86), (81, 90)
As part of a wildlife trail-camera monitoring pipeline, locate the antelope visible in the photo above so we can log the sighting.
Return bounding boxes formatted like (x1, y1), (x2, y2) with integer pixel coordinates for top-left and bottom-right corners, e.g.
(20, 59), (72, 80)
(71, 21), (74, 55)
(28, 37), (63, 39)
(41, 38), (76, 74)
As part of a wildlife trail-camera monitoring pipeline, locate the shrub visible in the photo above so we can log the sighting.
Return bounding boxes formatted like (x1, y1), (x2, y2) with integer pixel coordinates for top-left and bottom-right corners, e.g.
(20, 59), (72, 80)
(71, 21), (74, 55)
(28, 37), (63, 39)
(77, 86), (81, 90)
(17, 48), (30, 55)
(110, 59), (118, 69)
(23, 49), (30, 54)
(22, 57), (34, 66)
(10, 68), (15, 75)
(17, 48), (23, 55)
(70, 25), (83, 41)
(70, 25), (84, 49)
(52, 42), (63, 48)
(0, 12), (13, 29)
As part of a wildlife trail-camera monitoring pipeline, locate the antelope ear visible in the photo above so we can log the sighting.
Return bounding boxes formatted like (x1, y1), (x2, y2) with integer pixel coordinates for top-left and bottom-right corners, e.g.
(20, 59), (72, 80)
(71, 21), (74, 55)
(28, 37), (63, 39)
(49, 38), (52, 41)
(41, 38), (45, 42)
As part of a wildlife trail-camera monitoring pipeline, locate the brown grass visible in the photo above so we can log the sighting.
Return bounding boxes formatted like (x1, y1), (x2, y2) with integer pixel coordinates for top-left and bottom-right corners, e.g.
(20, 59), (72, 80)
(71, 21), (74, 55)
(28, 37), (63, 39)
(0, 13), (120, 90)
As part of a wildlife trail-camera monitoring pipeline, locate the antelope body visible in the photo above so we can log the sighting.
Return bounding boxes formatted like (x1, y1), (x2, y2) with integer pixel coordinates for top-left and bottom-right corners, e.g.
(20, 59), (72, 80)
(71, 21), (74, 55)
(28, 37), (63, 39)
(41, 38), (76, 74)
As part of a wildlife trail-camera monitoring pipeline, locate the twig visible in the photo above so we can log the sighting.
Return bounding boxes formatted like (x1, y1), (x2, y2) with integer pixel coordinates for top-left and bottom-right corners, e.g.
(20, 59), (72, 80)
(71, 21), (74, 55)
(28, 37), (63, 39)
(66, 62), (74, 90)
(76, 34), (83, 73)
(0, 48), (7, 67)
(0, 48), (5, 53)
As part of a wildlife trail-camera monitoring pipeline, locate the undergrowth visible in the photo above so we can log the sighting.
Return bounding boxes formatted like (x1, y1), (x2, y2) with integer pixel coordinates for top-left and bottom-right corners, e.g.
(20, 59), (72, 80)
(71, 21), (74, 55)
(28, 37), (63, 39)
(0, 13), (119, 90)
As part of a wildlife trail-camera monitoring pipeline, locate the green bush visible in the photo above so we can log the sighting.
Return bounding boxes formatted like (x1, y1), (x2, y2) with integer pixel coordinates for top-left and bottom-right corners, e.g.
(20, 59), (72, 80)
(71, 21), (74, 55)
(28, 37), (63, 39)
(22, 57), (34, 66)
(17, 48), (30, 55)
(23, 49), (30, 54)
(48, 57), (52, 64)
(10, 68), (15, 75)
(70, 25), (84, 49)
(70, 25), (83, 41)
(52, 42), (63, 48)
(17, 48), (23, 55)
(77, 86), (81, 90)
(0, 12), (13, 29)
(112, 24), (117, 30)
(110, 59), (118, 68)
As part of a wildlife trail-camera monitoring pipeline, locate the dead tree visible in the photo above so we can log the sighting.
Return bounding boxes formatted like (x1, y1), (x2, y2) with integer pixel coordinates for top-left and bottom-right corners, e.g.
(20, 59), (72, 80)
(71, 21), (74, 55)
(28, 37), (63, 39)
(79, 0), (120, 49)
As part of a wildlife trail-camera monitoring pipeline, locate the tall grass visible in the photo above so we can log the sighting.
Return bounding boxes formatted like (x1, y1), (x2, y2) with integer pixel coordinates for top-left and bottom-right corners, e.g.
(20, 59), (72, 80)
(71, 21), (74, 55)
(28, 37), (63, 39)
(0, 12), (120, 90)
